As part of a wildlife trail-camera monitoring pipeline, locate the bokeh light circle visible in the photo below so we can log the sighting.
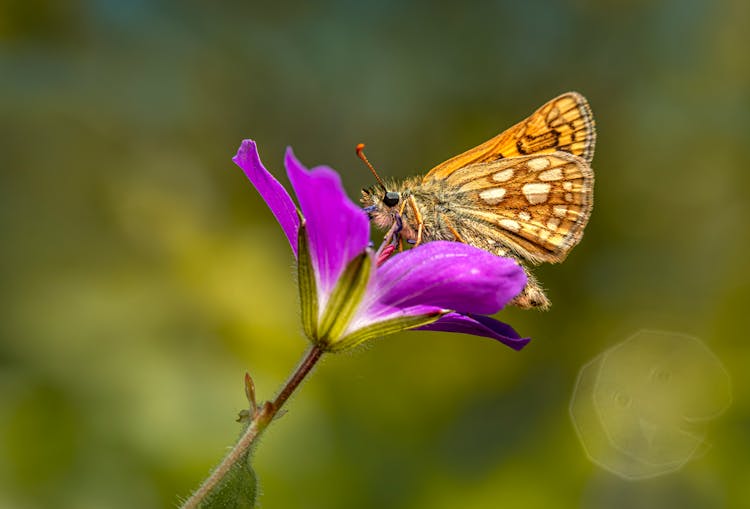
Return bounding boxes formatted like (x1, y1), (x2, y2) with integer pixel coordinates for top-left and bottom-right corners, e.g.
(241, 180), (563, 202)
(570, 330), (731, 480)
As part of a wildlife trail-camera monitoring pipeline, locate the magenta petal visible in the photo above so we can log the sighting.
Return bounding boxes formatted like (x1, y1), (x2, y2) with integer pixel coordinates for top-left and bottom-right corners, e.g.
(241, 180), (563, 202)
(285, 148), (370, 297)
(232, 140), (300, 255)
(418, 312), (531, 351)
(372, 241), (526, 316)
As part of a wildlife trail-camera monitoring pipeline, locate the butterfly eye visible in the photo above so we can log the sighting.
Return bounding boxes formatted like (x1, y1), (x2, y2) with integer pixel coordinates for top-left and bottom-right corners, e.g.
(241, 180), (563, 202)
(383, 192), (400, 207)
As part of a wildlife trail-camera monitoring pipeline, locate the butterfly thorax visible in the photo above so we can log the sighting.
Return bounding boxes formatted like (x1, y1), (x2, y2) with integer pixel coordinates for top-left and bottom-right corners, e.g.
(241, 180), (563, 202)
(361, 176), (475, 245)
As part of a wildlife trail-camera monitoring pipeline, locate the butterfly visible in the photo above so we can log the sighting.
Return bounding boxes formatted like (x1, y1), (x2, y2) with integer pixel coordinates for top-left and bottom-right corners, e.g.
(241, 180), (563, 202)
(360, 92), (595, 309)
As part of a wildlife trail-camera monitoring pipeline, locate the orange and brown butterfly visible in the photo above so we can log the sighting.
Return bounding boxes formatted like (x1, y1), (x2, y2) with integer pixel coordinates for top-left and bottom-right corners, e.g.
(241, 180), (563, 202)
(360, 92), (595, 309)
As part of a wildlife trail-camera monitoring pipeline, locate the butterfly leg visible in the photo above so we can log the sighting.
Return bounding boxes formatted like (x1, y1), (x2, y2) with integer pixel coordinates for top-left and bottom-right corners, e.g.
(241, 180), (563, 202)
(441, 215), (466, 243)
(394, 201), (409, 250)
(382, 212), (403, 246)
(406, 196), (424, 246)
(377, 213), (403, 261)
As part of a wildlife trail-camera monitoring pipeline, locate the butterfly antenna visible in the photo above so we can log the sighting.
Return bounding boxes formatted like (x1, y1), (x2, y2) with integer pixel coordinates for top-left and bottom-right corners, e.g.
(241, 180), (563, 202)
(356, 143), (387, 190)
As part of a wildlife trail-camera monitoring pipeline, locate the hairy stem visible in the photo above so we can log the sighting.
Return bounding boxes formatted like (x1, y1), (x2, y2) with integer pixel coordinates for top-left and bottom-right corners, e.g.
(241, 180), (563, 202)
(181, 345), (324, 509)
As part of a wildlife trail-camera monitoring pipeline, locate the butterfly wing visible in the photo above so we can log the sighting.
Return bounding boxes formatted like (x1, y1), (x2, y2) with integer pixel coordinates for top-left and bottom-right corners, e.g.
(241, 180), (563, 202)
(424, 92), (595, 181)
(434, 152), (594, 264)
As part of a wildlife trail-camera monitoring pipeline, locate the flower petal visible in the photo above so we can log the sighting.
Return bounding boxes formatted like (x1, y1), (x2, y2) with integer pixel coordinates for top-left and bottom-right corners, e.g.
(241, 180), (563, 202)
(370, 241), (526, 316)
(418, 312), (531, 351)
(285, 148), (370, 299)
(232, 140), (299, 255)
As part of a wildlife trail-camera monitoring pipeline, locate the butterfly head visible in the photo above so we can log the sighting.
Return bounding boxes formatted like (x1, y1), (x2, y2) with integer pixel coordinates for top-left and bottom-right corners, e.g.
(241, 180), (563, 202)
(361, 185), (402, 230)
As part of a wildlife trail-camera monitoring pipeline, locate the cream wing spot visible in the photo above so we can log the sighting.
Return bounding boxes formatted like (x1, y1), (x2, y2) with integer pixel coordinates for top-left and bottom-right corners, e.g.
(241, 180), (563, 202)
(479, 188), (506, 205)
(547, 217), (561, 231)
(492, 169), (514, 182)
(499, 219), (521, 232)
(518, 211), (532, 221)
(527, 157), (551, 171)
(538, 168), (563, 181)
(565, 192), (574, 202)
(553, 205), (568, 217)
(563, 181), (574, 191)
(522, 183), (551, 204)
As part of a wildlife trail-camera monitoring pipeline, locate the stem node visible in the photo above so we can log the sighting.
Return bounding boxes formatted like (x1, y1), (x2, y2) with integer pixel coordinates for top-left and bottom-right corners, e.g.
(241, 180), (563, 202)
(181, 346), (324, 509)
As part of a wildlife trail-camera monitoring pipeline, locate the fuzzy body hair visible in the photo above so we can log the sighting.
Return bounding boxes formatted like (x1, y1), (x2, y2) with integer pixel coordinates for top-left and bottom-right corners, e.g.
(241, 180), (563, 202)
(361, 176), (551, 309)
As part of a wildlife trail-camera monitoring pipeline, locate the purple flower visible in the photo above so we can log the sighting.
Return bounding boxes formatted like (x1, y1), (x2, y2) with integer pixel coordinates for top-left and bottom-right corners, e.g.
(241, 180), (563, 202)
(233, 140), (530, 352)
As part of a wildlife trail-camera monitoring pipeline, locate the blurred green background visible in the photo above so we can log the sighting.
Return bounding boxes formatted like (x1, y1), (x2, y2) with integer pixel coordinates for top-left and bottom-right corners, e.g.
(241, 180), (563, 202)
(1, 0), (749, 507)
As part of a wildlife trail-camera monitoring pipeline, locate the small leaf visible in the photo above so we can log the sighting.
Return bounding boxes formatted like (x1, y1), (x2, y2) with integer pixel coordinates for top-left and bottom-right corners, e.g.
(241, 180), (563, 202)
(197, 454), (257, 509)
(196, 414), (262, 509)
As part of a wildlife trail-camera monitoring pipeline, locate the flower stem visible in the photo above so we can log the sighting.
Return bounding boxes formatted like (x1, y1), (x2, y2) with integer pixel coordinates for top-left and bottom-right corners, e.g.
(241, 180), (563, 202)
(181, 345), (324, 509)
(271, 345), (324, 411)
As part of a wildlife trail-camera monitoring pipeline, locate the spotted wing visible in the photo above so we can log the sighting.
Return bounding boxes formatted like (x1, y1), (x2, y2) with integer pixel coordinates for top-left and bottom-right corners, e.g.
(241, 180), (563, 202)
(437, 152), (593, 264)
(425, 92), (595, 182)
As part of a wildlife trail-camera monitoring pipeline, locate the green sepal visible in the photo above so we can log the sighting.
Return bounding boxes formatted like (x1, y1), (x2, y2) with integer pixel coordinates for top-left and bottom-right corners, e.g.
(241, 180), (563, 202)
(317, 252), (372, 349)
(330, 310), (446, 353)
(296, 221), (318, 342)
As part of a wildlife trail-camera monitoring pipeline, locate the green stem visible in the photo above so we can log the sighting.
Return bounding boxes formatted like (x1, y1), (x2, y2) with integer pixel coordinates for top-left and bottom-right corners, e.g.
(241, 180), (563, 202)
(181, 345), (324, 509)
